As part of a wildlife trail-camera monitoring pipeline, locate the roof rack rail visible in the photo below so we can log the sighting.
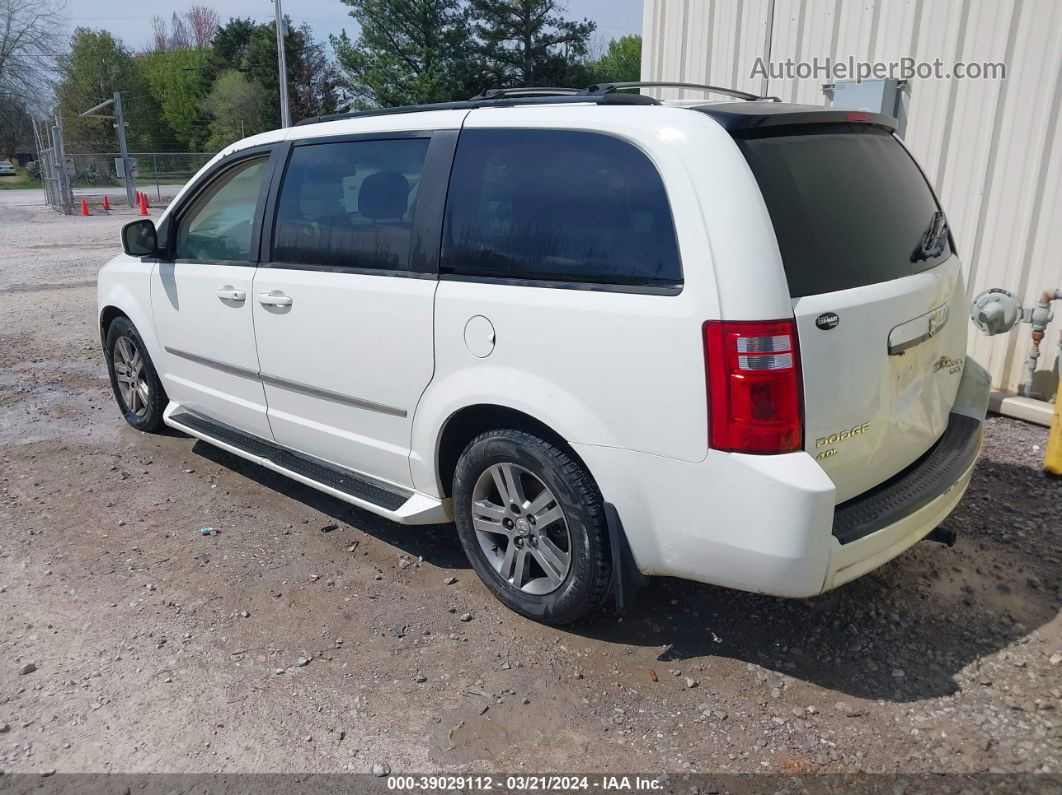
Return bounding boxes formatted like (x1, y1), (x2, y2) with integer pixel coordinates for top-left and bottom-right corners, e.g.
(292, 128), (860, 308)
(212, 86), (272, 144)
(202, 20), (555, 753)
(472, 87), (582, 100)
(294, 91), (658, 127)
(586, 81), (779, 102)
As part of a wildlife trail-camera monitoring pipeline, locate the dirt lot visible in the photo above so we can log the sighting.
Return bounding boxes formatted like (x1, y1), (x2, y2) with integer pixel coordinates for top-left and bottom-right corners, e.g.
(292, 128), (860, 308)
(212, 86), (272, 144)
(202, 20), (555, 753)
(0, 194), (1059, 776)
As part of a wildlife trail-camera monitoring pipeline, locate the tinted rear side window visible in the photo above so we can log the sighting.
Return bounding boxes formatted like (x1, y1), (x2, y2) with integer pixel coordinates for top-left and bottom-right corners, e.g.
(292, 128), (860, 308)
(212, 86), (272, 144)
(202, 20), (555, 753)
(442, 129), (681, 287)
(272, 138), (429, 271)
(738, 127), (951, 297)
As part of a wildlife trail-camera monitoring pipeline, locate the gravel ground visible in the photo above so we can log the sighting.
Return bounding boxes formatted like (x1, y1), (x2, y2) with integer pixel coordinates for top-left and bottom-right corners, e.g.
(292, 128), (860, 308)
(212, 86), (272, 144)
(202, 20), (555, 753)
(0, 199), (1059, 776)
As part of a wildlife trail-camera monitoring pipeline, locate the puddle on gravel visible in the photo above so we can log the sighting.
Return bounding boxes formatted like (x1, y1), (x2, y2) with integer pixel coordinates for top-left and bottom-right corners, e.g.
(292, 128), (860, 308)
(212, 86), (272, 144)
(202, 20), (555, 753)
(0, 400), (123, 445)
(0, 358), (121, 445)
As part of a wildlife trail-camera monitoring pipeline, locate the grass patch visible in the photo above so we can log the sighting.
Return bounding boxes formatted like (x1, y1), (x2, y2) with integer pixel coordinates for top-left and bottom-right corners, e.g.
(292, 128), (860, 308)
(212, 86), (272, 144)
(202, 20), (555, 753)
(0, 174), (40, 190)
(0, 174), (188, 191)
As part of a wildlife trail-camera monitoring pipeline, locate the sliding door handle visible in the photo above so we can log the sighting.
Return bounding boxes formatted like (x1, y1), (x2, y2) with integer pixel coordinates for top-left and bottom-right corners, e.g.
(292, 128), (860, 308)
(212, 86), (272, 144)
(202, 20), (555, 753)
(216, 287), (246, 302)
(257, 292), (293, 307)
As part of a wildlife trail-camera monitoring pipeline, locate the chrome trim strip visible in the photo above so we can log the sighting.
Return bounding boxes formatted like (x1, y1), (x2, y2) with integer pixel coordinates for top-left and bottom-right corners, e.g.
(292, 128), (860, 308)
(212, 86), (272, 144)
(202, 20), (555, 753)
(164, 347), (408, 418)
(259, 372), (408, 418)
(888, 304), (951, 356)
(164, 346), (260, 380)
(889, 330), (933, 356)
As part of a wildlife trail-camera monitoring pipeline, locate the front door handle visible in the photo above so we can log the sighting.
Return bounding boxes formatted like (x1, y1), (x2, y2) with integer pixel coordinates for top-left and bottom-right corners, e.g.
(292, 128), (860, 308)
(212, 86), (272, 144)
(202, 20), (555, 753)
(257, 292), (293, 307)
(216, 287), (246, 302)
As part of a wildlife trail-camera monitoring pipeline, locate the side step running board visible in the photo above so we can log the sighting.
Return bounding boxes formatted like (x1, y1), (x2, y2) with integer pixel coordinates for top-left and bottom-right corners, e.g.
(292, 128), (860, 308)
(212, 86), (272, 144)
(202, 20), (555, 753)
(165, 407), (449, 524)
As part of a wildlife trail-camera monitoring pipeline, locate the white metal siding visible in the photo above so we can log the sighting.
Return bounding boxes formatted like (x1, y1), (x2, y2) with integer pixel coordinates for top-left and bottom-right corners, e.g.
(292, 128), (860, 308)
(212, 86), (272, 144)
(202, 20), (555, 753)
(643, 0), (1062, 395)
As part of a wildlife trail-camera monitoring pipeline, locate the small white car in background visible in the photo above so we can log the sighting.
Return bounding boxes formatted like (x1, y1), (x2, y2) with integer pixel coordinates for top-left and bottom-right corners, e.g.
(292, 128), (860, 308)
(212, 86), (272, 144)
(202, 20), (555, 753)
(97, 84), (991, 624)
(0, 160), (16, 176)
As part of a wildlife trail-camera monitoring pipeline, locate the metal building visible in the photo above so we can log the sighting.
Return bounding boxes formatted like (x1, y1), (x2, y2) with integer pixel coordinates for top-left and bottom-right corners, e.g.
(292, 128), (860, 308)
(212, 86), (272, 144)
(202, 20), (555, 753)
(642, 0), (1062, 397)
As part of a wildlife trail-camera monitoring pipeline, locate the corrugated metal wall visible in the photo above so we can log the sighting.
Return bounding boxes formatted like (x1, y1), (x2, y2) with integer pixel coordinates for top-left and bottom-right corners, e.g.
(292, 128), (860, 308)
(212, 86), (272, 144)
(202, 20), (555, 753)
(642, 0), (1062, 395)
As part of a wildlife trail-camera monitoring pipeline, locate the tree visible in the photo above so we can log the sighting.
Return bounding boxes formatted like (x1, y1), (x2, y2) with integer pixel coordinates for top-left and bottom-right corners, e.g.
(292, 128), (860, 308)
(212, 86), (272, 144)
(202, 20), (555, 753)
(203, 69), (265, 149)
(152, 14), (187, 52)
(184, 6), (220, 48)
(332, 0), (483, 107)
(214, 17), (340, 129)
(0, 97), (32, 159)
(245, 19), (340, 126)
(137, 46), (213, 150)
(212, 17), (257, 72)
(152, 6), (219, 51)
(0, 0), (67, 112)
(55, 28), (172, 153)
(471, 0), (595, 87)
(588, 35), (641, 84)
(290, 23), (340, 122)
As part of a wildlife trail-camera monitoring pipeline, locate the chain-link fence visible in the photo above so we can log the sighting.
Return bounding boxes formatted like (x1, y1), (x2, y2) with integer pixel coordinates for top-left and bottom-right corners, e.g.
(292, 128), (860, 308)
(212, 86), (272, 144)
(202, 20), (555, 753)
(30, 133), (217, 214)
(63, 151), (217, 203)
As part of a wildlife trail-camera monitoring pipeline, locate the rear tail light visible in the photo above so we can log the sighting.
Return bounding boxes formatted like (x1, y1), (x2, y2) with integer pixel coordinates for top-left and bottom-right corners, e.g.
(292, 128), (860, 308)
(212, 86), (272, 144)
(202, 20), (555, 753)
(703, 319), (803, 454)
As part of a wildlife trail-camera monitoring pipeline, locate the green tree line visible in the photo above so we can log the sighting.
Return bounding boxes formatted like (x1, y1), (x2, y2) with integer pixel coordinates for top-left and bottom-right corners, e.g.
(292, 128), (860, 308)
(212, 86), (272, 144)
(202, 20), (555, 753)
(53, 1), (640, 156)
(56, 11), (342, 154)
(332, 0), (641, 107)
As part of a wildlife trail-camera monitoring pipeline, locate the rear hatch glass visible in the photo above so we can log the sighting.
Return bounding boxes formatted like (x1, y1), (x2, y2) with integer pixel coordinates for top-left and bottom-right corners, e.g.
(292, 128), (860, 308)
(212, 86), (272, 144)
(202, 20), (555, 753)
(736, 124), (965, 503)
(737, 124), (951, 297)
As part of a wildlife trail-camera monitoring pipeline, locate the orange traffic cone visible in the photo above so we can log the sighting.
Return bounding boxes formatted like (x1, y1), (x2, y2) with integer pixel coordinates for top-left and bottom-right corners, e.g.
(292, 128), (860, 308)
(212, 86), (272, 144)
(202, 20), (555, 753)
(102, 195), (111, 212)
(138, 192), (149, 216)
(80, 198), (89, 216)
(143, 193), (150, 209)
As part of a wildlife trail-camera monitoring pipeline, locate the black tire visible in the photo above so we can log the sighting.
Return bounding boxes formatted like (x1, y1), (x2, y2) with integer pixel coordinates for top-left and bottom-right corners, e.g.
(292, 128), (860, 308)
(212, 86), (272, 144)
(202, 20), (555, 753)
(104, 316), (167, 433)
(453, 429), (612, 624)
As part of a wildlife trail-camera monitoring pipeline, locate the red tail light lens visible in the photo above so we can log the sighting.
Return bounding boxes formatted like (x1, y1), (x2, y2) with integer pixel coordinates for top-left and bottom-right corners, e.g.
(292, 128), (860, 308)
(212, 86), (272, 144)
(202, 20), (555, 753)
(703, 319), (803, 454)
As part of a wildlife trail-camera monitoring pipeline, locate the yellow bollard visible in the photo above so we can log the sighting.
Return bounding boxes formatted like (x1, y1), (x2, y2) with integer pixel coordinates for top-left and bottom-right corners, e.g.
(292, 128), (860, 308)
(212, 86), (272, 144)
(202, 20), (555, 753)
(1046, 373), (1062, 476)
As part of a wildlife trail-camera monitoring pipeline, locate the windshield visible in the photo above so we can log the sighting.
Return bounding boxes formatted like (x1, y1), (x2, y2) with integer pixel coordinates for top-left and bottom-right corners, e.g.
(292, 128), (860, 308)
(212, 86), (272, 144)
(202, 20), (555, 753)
(737, 125), (952, 297)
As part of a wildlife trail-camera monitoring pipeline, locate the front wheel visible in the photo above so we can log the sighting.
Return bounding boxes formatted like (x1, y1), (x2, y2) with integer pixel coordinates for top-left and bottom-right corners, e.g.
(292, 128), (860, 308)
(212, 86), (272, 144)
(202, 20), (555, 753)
(453, 429), (612, 624)
(104, 316), (166, 432)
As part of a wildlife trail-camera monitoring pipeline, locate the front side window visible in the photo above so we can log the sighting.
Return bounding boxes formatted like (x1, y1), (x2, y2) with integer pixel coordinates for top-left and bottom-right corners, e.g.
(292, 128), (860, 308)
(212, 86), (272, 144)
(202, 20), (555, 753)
(272, 138), (430, 271)
(175, 157), (268, 262)
(441, 129), (682, 287)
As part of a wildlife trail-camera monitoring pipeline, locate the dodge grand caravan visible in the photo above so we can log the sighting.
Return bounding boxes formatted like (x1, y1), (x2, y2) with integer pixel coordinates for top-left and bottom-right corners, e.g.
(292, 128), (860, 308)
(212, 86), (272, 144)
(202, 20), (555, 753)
(98, 84), (991, 624)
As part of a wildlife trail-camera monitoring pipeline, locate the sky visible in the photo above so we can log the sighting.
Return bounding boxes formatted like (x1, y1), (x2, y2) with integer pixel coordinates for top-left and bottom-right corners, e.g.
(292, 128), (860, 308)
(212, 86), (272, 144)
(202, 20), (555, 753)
(68, 0), (644, 54)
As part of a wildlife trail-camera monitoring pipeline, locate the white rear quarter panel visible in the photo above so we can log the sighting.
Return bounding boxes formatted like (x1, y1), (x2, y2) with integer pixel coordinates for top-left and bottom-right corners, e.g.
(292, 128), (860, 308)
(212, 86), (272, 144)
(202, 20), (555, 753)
(413, 106), (776, 494)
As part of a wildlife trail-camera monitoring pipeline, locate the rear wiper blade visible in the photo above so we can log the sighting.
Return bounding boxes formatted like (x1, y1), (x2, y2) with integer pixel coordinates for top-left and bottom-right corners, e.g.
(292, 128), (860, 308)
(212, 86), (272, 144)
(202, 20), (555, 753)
(910, 209), (949, 262)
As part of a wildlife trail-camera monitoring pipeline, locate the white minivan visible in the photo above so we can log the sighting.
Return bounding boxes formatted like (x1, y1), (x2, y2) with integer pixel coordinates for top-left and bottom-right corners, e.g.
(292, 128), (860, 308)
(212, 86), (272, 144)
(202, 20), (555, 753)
(98, 84), (990, 623)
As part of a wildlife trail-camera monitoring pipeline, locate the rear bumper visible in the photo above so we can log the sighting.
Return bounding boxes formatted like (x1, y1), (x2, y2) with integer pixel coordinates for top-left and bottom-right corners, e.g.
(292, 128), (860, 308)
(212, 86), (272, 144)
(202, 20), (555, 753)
(575, 362), (988, 598)
(825, 448), (978, 590)
(831, 412), (982, 545)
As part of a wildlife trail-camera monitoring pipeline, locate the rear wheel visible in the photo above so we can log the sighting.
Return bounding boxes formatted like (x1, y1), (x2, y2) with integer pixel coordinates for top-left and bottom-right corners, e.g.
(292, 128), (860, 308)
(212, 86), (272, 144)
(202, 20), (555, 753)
(453, 429), (612, 624)
(104, 316), (166, 432)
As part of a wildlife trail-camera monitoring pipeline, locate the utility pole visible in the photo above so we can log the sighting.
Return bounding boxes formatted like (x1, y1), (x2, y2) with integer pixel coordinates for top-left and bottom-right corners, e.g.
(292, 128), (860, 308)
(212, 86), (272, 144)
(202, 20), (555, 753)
(80, 93), (135, 207)
(113, 92), (136, 207)
(274, 0), (291, 127)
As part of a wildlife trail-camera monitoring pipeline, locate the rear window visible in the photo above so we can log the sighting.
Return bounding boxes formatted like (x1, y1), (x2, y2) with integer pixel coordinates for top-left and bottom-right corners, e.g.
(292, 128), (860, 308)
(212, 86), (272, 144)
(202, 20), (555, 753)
(737, 126), (951, 297)
(441, 129), (681, 288)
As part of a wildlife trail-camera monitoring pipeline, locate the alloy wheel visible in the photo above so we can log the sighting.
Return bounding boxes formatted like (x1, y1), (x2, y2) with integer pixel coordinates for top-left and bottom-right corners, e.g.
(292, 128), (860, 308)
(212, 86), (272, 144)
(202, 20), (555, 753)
(470, 462), (573, 595)
(112, 335), (150, 418)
